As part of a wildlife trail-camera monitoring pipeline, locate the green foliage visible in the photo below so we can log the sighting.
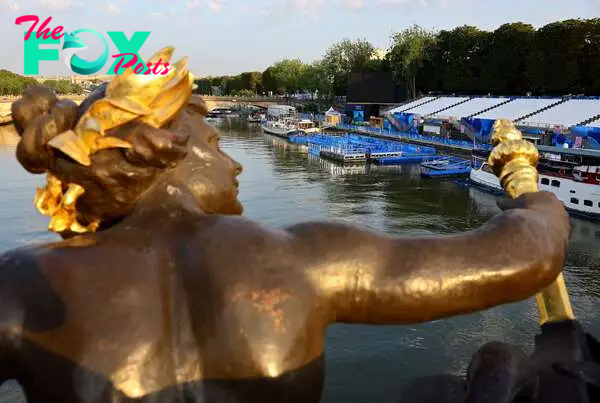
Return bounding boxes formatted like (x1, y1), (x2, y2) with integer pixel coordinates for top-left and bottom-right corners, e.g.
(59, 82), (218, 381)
(271, 59), (307, 93)
(483, 23), (536, 94)
(191, 38), (379, 102)
(388, 25), (437, 98)
(42, 79), (84, 95)
(398, 18), (600, 96)
(526, 19), (588, 94)
(231, 89), (255, 97)
(194, 18), (600, 101)
(299, 61), (331, 98)
(0, 70), (83, 96)
(321, 38), (376, 96)
(240, 72), (262, 93)
(0, 69), (38, 96)
(261, 66), (278, 93)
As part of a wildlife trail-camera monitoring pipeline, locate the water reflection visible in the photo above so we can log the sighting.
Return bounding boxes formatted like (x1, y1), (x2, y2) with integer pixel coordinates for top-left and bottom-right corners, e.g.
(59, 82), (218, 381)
(0, 124), (19, 150)
(0, 122), (598, 403)
(224, 125), (600, 403)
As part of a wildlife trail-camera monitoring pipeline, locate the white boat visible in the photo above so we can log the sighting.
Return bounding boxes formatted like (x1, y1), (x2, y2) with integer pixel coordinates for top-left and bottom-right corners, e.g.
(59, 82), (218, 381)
(206, 108), (239, 120)
(261, 103), (320, 138)
(248, 112), (265, 123)
(469, 160), (510, 192)
(470, 152), (600, 220)
(261, 119), (299, 137)
(295, 119), (321, 135)
(261, 118), (321, 138)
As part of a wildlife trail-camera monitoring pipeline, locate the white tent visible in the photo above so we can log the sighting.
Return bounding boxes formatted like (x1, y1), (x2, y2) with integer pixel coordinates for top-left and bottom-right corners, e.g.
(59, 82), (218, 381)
(325, 107), (341, 116)
(324, 107), (342, 126)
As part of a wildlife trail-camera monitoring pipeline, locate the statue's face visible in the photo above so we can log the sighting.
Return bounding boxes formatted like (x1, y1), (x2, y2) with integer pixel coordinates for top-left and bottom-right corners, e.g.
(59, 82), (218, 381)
(169, 106), (244, 215)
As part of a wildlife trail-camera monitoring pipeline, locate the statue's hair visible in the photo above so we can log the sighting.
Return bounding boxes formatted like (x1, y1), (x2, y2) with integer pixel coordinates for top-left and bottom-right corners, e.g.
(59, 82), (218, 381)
(14, 84), (208, 235)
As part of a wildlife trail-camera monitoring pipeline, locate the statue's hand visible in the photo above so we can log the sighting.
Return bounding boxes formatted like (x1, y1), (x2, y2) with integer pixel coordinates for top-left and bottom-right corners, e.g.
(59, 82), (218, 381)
(498, 190), (571, 269)
(116, 122), (189, 169)
(497, 191), (570, 235)
(11, 86), (79, 174)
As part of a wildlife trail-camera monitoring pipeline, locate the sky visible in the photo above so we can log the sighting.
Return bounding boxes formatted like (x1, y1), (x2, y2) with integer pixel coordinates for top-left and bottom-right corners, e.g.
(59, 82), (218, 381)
(0, 0), (599, 78)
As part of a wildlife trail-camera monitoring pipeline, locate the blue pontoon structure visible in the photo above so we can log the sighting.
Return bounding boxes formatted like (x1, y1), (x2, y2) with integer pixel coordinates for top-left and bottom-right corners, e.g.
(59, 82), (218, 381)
(420, 156), (472, 177)
(288, 133), (436, 164)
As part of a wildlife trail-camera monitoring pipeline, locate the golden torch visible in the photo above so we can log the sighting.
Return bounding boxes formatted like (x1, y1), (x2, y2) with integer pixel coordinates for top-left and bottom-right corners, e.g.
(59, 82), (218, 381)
(487, 119), (575, 326)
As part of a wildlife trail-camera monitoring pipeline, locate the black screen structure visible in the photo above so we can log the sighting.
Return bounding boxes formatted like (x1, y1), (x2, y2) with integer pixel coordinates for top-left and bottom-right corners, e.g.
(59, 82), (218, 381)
(346, 71), (408, 104)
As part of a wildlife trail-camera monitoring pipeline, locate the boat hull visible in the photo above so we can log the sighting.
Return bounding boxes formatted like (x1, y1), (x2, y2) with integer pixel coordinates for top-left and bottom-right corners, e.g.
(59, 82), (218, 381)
(469, 168), (600, 220)
(261, 124), (296, 138)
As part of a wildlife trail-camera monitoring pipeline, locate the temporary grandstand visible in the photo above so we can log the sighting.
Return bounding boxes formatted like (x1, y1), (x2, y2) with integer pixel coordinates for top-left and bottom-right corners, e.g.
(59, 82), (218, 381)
(386, 95), (600, 148)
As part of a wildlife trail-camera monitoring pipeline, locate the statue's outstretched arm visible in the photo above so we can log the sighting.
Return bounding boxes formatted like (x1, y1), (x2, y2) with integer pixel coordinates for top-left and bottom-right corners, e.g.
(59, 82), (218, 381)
(287, 191), (569, 324)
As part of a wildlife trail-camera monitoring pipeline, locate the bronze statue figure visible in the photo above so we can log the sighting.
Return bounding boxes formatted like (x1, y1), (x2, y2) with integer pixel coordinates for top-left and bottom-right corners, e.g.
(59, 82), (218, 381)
(0, 48), (572, 403)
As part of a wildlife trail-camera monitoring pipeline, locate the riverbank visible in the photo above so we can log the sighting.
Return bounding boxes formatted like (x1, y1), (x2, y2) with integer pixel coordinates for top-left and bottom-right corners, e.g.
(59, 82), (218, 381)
(0, 95), (85, 125)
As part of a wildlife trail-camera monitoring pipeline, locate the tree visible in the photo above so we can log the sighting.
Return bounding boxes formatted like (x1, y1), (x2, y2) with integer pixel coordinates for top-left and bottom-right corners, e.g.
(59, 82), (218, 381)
(321, 39), (375, 96)
(40, 79), (82, 95)
(0, 69), (38, 96)
(480, 23), (536, 95)
(240, 72), (262, 94)
(271, 59), (308, 93)
(192, 18), (600, 99)
(261, 66), (278, 94)
(527, 19), (588, 94)
(388, 25), (437, 98)
(579, 19), (600, 95)
(297, 61), (333, 102)
(432, 25), (490, 94)
(194, 78), (212, 94)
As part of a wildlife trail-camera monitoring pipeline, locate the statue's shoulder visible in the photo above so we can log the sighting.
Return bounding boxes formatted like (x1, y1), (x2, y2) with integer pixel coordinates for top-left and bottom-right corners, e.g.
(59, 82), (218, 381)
(0, 234), (104, 280)
(0, 244), (68, 332)
(0, 244), (43, 274)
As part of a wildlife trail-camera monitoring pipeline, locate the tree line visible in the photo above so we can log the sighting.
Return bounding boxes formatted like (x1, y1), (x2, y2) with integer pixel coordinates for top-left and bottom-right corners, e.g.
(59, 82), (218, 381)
(2, 18), (598, 99)
(195, 38), (381, 102)
(195, 18), (600, 100)
(0, 69), (84, 96)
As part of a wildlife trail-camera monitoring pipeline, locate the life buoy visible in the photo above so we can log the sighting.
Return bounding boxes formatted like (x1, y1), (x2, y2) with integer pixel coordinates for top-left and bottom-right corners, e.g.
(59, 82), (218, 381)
(559, 168), (566, 176)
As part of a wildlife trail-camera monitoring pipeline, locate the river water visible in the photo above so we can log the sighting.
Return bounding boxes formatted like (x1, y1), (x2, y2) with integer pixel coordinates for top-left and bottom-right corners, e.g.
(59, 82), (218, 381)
(0, 120), (599, 402)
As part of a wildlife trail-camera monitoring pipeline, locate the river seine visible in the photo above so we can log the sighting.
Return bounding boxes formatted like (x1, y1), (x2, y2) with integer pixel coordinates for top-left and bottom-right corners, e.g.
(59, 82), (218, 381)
(0, 120), (599, 402)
